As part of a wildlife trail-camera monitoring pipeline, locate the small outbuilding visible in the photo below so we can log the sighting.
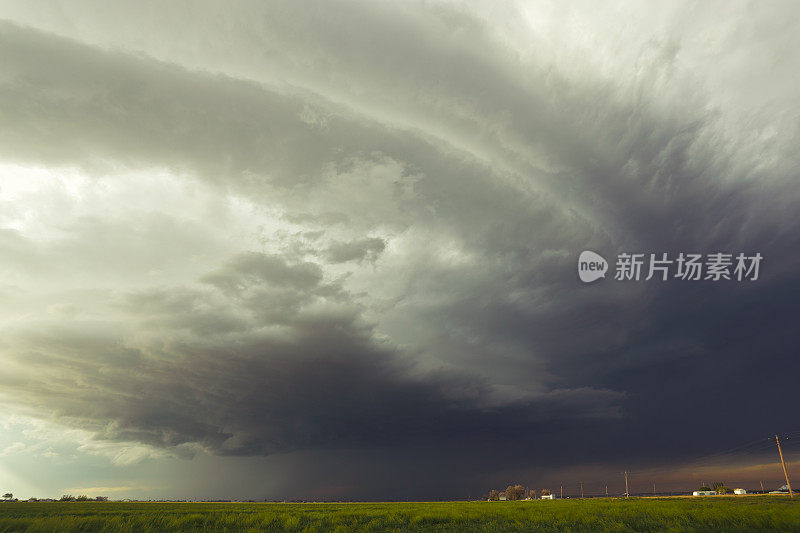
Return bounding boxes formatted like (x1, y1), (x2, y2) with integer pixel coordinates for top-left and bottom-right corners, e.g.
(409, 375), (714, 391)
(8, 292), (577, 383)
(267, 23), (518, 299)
(692, 490), (716, 496)
(733, 488), (746, 495)
(541, 494), (555, 500)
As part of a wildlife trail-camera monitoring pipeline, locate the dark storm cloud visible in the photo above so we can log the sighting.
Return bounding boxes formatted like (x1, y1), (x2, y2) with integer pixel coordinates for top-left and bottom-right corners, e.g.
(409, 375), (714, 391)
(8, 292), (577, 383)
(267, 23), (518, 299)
(0, 251), (622, 458)
(1, 0), (800, 498)
(201, 252), (324, 294)
(325, 237), (386, 263)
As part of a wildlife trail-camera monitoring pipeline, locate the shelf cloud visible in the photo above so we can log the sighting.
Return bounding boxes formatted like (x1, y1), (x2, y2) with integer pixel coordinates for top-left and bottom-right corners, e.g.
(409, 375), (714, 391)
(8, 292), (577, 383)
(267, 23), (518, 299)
(1, 0), (799, 499)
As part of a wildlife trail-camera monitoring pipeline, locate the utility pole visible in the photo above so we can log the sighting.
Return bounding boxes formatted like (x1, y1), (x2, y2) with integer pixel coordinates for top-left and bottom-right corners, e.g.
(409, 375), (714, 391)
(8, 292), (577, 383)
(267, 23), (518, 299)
(560, 485), (563, 499)
(775, 435), (794, 498)
(653, 482), (656, 497)
(624, 471), (629, 498)
(605, 485), (608, 497)
(760, 481), (765, 494)
(580, 482), (583, 498)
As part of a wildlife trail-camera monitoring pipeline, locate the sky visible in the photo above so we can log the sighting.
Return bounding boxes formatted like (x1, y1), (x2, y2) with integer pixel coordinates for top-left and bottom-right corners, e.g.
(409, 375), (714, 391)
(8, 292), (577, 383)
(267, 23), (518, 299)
(1, 0), (800, 501)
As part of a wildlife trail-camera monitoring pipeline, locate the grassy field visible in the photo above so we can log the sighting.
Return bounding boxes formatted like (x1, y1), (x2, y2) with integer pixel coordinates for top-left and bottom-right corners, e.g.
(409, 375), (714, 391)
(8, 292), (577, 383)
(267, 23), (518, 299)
(0, 497), (799, 532)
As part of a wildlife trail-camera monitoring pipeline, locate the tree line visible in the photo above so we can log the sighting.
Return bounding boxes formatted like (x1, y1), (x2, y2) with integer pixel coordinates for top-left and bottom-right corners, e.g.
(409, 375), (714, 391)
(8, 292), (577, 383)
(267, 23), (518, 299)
(486, 485), (552, 501)
(59, 495), (109, 502)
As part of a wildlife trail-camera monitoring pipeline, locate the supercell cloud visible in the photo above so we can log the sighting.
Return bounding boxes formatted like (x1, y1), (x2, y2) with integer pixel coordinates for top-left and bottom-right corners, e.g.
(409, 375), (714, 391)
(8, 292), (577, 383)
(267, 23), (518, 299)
(0, 0), (799, 499)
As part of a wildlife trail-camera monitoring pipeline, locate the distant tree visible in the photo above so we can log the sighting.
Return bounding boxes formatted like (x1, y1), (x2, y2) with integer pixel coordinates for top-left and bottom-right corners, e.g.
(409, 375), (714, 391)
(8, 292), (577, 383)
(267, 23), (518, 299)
(712, 482), (730, 495)
(528, 489), (537, 500)
(505, 485), (526, 501)
(487, 489), (500, 501)
(95, 496), (108, 502)
(60, 495), (76, 502)
(2, 493), (12, 501)
(699, 486), (712, 491)
(541, 489), (551, 496)
(75, 495), (90, 502)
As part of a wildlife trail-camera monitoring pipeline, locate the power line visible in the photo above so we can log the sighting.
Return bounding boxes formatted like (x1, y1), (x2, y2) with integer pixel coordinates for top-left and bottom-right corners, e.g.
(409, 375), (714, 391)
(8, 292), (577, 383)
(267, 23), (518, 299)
(624, 438), (776, 478)
(547, 432), (800, 497)
(776, 435), (794, 499)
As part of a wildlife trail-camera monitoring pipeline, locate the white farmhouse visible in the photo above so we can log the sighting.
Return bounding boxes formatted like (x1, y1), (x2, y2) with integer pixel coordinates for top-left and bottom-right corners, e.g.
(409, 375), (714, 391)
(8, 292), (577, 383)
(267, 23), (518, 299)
(692, 490), (716, 496)
(733, 488), (746, 495)
(541, 494), (555, 500)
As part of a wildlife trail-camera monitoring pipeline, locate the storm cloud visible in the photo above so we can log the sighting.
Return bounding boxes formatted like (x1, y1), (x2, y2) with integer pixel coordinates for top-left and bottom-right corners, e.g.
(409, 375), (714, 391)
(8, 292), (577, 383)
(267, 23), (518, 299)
(1, 0), (799, 499)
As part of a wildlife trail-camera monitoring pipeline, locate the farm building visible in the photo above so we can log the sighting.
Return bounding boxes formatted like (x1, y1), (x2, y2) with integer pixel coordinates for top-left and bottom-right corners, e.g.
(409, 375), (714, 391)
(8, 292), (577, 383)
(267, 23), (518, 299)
(692, 490), (716, 496)
(541, 494), (555, 500)
(734, 488), (746, 495)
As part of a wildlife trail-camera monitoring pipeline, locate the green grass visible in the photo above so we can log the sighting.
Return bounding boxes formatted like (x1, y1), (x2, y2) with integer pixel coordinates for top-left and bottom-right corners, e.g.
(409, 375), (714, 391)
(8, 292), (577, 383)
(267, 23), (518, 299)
(0, 497), (798, 532)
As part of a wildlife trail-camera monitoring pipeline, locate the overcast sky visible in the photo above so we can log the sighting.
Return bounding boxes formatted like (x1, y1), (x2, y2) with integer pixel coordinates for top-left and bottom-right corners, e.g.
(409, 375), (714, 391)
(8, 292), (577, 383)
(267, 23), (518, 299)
(1, 0), (800, 500)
